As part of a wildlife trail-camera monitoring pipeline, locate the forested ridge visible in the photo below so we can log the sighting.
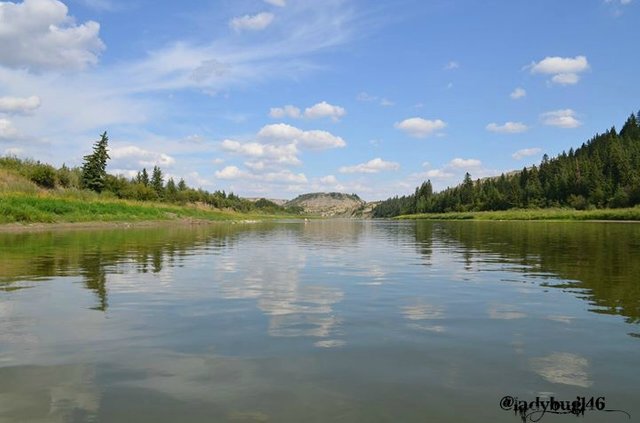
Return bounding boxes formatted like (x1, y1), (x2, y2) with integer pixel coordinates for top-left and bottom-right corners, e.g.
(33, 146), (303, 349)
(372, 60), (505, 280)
(373, 112), (640, 217)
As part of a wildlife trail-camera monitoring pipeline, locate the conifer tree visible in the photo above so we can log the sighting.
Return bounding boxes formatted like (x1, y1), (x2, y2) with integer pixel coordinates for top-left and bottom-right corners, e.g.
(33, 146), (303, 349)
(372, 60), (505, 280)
(81, 132), (110, 193)
(151, 166), (164, 197)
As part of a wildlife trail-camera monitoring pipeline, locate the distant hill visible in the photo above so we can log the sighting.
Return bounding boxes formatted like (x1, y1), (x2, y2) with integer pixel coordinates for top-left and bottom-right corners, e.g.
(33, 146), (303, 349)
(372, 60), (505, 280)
(285, 192), (366, 217)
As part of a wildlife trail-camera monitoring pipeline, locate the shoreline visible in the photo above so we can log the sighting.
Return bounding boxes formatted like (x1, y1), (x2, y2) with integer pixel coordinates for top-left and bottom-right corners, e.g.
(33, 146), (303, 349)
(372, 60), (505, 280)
(0, 217), (267, 233)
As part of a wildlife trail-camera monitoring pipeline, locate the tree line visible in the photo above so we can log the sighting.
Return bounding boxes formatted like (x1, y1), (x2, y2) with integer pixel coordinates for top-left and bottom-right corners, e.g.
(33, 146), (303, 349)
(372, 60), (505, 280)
(373, 111), (640, 217)
(0, 131), (302, 214)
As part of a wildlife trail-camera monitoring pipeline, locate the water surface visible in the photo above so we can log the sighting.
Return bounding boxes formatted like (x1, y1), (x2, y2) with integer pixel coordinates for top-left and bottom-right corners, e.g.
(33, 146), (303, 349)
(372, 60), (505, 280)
(1, 220), (638, 422)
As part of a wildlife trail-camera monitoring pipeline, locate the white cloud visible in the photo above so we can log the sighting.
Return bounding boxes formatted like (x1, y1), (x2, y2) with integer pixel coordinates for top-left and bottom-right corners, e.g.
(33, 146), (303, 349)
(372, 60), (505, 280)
(444, 61), (459, 70)
(529, 56), (589, 85)
(510, 87), (526, 99)
(449, 158), (482, 169)
(270, 101), (346, 121)
(304, 101), (346, 121)
(512, 148), (542, 160)
(551, 73), (580, 85)
(424, 169), (454, 179)
(257, 123), (346, 149)
(486, 122), (529, 133)
(379, 98), (394, 107)
(109, 145), (176, 168)
(0, 0), (104, 70)
(264, 0), (286, 6)
(269, 105), (301, 119)
(541, 109), (582, 128)
(263, 170), (307, 184)
(320, 175), (338, 184)
(229, 12), (274, 32)
(0, 118), (19, 140)
(215, 166), (306, 184)
(0, 96), (41, 114)
(395, 117), (447, 138)
(339, 158), (400, 174)
(215, 165), (247, 180)
(220, 139), (300, 166)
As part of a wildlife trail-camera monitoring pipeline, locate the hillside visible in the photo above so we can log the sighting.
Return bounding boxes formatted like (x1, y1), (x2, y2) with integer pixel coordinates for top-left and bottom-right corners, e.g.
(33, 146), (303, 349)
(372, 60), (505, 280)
(285, 192), (366, 217)
(373, 111), (640, 217)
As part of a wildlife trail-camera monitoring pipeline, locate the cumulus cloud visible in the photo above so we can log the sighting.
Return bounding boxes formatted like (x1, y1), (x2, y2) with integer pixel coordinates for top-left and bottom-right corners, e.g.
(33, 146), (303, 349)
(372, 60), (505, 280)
(0, 118), (19, 140)
(220, 139), (300, 166)
(215, 165), (306, 184)
(229, 12), (274, 32)
(264, 0), (286, 6)
(486, 122), (529, 133)
(529, 55), (589, 85)
(269, 105), (301, 119)
(339, 158), (400, 174)
(269, 101), (346, 121)
(512, 148), (542, 160)
(320, 175), (338, 184)
(395, 117), (447, 138)
(0, 96), (41, 114)
(215, 166), (248, 180)
(257, 123), (346, 149)
(541, 109), (582, 128)
(109, 145), (176, 168)
(304, 101), (346, 121)
(0, 0), (105, 70)
(510, 87), (526, 99)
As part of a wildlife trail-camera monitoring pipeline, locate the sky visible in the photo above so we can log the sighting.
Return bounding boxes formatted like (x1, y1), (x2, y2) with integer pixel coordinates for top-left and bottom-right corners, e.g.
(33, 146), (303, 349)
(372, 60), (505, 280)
(0, 0), (638, 201)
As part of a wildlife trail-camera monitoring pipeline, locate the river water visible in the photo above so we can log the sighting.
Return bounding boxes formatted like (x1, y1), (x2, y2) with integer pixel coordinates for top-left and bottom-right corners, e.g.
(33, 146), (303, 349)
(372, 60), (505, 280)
(1, 220), (638, 422)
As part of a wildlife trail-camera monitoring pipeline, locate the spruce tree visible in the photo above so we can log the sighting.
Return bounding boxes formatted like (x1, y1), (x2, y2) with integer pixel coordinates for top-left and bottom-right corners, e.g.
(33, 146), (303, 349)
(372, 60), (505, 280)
(151, 166), (164, 197)
(81, 132), (110, 193)
(140, 168), (149, 186)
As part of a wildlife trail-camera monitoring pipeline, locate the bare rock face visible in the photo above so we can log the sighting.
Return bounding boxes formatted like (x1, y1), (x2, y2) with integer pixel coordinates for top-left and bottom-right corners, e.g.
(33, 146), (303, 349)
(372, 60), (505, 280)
(285, 192), (367, 217)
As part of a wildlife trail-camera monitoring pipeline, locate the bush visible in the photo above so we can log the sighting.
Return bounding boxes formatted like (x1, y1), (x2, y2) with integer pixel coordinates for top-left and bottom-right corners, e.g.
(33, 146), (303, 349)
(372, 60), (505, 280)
(609, 188), (630, 208)
(29, 163), (57, 189)
(568, 194), (589, 210)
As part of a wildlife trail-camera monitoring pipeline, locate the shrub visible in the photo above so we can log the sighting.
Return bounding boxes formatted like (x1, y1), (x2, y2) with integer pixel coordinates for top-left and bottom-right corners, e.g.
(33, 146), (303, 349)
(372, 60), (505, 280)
(29, 163), (57, 189)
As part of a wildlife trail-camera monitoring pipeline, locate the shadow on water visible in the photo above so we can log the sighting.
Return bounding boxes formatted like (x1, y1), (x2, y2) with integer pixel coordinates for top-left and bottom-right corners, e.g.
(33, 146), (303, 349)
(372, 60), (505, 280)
(416, 221), (640, 324)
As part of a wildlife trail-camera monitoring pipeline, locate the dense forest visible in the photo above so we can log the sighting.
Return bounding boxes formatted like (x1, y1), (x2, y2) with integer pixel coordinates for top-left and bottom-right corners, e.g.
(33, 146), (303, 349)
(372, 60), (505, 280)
(373, 112), (640, 217)
(0, 132), (302, 215)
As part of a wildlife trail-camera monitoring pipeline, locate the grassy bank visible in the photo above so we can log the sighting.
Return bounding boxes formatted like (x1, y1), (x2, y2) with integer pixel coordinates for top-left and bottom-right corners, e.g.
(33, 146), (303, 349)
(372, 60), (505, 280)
(0, 193), (295, 225)
(395, 207), (640, 221)
(0, 161), (302, 226)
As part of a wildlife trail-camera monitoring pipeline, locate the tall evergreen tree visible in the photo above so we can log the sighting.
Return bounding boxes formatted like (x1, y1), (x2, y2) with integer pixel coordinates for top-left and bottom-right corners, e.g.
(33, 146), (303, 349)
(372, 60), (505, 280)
(139, 168), (149, 186)
(151, 166), (164, 197)
(81, 132), (110, 193)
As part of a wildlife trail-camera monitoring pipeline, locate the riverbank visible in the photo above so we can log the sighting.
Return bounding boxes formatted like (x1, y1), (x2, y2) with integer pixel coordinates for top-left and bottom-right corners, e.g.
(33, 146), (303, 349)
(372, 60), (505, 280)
(0, 193), (300, 232)
(395, 207), (640, 221)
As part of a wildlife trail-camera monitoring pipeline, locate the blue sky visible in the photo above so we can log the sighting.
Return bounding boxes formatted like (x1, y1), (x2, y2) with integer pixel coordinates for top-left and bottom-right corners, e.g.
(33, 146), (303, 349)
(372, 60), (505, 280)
(0, 0), (638, 200)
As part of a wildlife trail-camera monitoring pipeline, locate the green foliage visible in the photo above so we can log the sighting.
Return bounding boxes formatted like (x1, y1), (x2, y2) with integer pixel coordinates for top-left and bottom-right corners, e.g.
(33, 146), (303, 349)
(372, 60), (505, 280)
(81, 132), (110, 193)
(28, 163), (57, 188)
(374, 111), (640, 217)
(151, 166), (164, 197)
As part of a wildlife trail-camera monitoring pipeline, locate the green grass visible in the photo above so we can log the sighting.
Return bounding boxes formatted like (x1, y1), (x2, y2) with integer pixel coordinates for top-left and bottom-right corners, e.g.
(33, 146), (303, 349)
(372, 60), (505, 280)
(0, 193), (292, 225)
(395, 207), (640, 221)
